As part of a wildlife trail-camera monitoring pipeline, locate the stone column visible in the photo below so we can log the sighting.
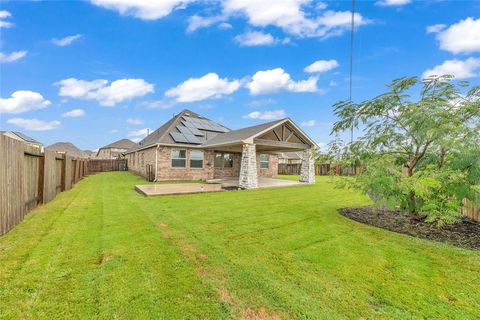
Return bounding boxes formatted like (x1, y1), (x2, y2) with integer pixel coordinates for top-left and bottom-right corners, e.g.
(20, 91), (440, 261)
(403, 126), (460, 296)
(300, 148), (315, 184)
(239, 143), (258, 189)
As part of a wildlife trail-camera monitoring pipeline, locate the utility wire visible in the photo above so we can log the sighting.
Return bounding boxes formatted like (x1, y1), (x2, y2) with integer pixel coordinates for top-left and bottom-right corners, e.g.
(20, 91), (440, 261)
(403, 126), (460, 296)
(349, 0), (356, 146)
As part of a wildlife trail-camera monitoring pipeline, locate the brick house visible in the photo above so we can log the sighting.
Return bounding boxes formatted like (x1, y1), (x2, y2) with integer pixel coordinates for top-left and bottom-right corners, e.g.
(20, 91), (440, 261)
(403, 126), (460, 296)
(96, 138), (136, 159)
(124, 109), (316, 189)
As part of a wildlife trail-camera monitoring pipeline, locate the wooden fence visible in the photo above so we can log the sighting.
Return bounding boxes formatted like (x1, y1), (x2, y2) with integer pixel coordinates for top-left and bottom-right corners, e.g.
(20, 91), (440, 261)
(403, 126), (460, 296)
(0, 135), (127, 235)
(278, 163), (359, 176)
(462, 199), (480, 222)
(88, 159), (127, 173)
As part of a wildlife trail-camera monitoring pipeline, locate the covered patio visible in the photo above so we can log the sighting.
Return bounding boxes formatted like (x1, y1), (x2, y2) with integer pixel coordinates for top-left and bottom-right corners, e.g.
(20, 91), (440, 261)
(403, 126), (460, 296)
(208, 177), (305, 189)
(202, 118), (317, 189)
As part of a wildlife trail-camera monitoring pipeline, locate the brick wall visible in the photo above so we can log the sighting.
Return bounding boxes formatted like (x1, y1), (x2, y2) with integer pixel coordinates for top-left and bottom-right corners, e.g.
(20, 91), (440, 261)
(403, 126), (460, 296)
(127, 147), (156, 178)
(156, 146), (215, 181)
(257, 153), (278, 178)
(127, 146), (279, 181)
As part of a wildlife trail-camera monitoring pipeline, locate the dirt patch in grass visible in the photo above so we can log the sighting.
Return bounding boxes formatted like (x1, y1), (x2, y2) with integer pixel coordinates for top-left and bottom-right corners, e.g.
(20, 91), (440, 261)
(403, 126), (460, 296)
(340, 206), (480, 250)
(159, 222), (168, 228)
(241, 307), (283, 320)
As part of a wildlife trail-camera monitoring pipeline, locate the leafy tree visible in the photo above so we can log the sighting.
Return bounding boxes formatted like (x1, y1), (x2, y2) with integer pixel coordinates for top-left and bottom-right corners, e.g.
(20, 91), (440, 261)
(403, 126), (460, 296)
(332, 76), (480, 224)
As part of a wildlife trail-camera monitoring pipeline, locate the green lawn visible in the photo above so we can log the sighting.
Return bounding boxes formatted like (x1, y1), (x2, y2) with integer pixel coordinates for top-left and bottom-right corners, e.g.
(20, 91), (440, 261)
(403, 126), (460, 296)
(0, 172), (479, 319)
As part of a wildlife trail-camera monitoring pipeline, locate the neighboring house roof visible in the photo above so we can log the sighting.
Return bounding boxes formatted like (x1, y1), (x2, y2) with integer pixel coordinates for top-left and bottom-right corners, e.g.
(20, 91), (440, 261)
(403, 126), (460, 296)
(124, 109), (316, 154)
(46, 142), (88, 158)
(100, 138), (136, 150)
(1, 131), (42, 145)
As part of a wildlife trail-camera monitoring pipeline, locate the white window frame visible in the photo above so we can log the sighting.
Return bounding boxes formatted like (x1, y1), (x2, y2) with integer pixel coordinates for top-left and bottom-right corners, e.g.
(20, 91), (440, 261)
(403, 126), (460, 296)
(171, 148), (187, 168)
(260, 154), (269, 169)
(189, 150), (204, 169)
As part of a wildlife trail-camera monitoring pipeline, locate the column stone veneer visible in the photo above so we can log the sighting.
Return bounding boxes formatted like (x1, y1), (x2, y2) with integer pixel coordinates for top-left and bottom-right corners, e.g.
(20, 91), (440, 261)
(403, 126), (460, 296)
(239, 143), (258, 189)
(300, 148), (315, 184)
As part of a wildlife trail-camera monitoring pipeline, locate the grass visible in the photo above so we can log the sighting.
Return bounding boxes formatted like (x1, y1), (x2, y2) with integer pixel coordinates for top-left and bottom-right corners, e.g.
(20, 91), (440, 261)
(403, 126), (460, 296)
(0, 172), (479, 319)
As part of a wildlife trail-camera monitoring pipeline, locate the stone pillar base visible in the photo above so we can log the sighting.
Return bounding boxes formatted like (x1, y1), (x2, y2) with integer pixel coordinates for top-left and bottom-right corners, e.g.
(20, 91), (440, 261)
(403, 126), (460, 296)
(239, 144), (258, 189)
(300, 149), (315, 184)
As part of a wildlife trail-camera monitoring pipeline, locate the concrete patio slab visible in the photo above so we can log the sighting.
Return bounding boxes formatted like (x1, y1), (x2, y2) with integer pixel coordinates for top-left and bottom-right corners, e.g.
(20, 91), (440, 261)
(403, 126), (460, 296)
(135, 183), (223, 196)
(208, 177), (306, 189)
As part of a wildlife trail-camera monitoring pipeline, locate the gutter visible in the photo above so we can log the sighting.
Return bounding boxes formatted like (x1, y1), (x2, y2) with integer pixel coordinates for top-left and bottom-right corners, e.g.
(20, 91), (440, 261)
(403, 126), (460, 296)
(155, 143), (159, 181)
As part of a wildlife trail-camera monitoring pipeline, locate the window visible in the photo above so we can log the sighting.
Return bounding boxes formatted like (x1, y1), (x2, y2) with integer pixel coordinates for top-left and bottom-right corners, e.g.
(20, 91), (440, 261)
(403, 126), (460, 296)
(214, 153), (223, 168)
(260, 154), (269, 169)
(214, 152), (233, 168)
(190, 150), (204, 168)
(171, 149), (186, 168)
(223, 153), (233, 168)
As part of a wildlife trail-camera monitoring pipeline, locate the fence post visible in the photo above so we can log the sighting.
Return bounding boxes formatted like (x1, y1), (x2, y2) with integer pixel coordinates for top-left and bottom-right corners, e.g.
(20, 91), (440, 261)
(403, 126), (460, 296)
(37, 155), (45, 205)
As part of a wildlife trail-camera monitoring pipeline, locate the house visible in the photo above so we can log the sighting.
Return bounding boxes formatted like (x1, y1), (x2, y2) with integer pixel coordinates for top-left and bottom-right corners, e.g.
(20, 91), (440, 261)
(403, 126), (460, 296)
(124, 109), (316, 189)
(278, 151), (303, 164)
(96, 139), (136, 159)
(83, 150), (96, 159)
(1, 131), (44, 151)
(46, 142), (88, 158)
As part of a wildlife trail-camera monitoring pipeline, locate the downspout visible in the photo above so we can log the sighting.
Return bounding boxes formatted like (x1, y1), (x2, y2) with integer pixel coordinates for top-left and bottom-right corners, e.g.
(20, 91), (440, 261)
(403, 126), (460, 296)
(155, 144), (159, 181)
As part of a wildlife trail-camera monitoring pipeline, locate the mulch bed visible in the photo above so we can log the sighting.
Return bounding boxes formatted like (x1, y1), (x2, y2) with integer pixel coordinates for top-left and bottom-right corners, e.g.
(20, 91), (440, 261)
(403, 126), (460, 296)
(339, 206), (480, 250)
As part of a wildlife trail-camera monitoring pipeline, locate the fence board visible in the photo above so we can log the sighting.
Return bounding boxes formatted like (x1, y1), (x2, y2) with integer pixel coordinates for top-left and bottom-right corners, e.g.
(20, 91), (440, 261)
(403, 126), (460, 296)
(43, 150), (57, 203)
(64, 156), (73, 191)
(87, 159), (127, 173)
(0, 135), (25, 235)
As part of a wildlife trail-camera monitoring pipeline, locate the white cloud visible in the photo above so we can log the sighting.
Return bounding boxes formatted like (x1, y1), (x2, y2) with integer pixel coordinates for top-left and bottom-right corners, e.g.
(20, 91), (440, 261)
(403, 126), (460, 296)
(127, 117), (144, 125)
(90, 0), (194, 20)
(62, 109), (85, 118)
(51, 34), (83, 46)
(139, 99), (177, 109)
(301, 120), (315, 127)
(433, 17), (480, 54)
(234, 31), (276, 46)
(56, 78), (154, 106)
(128, 127), (150, 138)
(243, 109), (286, 120)
(426, 24), (446, 34)
(0, 90), (51, 114)
(304, 59), (339, 73)
(219, 22), (232, 29)
(376, 0), (411, 6)
(165, 73), (240, 102)
(247, 98), (277, 107)
(246, 68), (318, 95)
(422, 58), (480, 79)
(0, 51), (27, 63)
(187, 15), (225, 32)
(0, 10), (13, 28)
(7, 118), (60, 131)
(110, 129), (119, 133)
(188, 1), (369, 39)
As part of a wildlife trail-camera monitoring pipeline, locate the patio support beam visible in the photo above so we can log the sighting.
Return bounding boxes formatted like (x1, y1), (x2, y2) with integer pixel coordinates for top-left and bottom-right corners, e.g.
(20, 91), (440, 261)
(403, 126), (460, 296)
(300, 148), (315, 184)
(239, 143), (258, 189)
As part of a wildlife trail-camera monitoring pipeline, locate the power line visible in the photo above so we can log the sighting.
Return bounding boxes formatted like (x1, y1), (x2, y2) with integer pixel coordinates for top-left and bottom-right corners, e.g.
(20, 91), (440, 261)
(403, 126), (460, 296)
(349, 0), (356, 146)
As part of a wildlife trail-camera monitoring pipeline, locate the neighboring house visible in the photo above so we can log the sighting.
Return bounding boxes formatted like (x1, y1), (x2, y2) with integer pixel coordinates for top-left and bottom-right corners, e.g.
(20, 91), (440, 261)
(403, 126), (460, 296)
(1, 131), (44, 152)
(278, 152), (303, 164)
(46, 142), (88, 158)
(96, 139), (136, 159)
(124, 109), (317, 189)
(83, 150), (96, 159)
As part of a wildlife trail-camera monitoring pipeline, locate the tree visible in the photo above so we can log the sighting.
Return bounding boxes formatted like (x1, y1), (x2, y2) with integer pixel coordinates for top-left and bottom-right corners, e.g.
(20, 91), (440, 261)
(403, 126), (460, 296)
(332, 76), (480, 224)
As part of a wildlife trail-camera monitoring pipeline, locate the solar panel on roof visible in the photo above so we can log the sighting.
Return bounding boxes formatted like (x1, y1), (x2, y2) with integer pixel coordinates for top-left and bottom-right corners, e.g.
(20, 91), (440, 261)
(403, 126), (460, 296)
(183, 133), (201, 144)
(176, 125), (193, 135)
(170, 132), (189, 143)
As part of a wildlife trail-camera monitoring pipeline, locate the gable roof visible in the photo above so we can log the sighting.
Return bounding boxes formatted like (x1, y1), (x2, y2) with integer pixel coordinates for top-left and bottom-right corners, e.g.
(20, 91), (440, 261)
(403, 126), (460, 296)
(201, 119), (285, 147)
(46, 142), (88, 158)
(100, 138), (136, 150)
(125, 109), (230, 153)
(124, 109), (316, 153)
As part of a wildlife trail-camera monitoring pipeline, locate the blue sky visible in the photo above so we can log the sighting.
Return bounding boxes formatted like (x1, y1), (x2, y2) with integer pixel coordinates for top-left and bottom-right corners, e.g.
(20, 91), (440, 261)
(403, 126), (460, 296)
(1, 0), (479, 151)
